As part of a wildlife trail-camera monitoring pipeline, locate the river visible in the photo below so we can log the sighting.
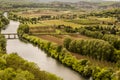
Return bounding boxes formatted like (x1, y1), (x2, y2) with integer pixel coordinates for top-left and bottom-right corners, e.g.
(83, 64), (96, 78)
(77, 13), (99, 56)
(1, 12), (85, 80)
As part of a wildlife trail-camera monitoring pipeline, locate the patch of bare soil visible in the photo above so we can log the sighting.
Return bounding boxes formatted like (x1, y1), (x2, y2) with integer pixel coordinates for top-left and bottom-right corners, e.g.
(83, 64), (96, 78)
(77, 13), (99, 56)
(38, 35), (63, 45)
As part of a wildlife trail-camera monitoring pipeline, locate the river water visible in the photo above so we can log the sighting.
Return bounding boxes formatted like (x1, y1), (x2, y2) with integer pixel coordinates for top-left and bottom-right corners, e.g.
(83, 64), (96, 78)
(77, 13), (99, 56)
(1, 13), (84, 80)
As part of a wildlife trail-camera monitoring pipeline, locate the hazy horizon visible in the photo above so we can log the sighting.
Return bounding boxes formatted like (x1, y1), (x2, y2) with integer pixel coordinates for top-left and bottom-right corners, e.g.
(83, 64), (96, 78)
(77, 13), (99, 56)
(35, 0), (120, 2)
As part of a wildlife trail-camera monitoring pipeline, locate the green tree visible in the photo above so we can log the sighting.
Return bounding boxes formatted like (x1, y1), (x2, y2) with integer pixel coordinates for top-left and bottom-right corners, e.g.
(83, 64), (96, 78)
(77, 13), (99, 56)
(63, 37), (72, 49)
(14, 70), (34, 80)
(17, 24), (29, 38)
(0, 68), (16, 80)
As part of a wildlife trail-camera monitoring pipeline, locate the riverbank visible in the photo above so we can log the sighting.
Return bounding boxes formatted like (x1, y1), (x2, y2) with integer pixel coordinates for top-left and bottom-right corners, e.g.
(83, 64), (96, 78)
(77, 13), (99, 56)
(2, 12), (85, 80)
(0, 12), (63, 80)
(17, 22), (119, 80)
(37, 35), (116, 69)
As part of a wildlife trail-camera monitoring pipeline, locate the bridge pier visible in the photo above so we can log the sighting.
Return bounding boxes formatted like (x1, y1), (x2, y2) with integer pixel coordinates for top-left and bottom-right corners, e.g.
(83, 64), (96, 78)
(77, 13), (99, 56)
(14, 34), (16, 39)
(8, 34), (10, 39)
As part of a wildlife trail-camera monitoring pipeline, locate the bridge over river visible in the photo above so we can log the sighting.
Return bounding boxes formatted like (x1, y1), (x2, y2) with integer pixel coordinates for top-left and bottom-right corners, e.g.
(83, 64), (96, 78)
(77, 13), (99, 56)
(1, 33), (18, 39)
(1, 12), (86, 80)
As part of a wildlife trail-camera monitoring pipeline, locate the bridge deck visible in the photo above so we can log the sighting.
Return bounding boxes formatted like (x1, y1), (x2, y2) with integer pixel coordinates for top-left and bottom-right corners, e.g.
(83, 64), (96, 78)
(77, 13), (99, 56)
(1, 33), (18, 39)
(1, 33), (17, 35)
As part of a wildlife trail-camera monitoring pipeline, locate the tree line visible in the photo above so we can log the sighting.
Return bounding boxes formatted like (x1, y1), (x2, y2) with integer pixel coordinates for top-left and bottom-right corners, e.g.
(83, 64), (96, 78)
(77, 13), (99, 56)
(64, 26), (120, 50)
(22, 33), (116, 79)
(8, 11), (77, 24)
(63, 37), (114, 62)
(0, 13), (8, 53)
(89, 9), (120, 18)
(84, 25), (118, 35)
(0, 34), (6, 54)
(78, 28), (120, 50)
(18, 23), (120, 80)
(0, 13), (9, 30)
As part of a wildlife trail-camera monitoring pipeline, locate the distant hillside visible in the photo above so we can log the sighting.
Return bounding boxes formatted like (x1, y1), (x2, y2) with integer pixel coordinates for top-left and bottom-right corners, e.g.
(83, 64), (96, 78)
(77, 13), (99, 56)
(29, 0), (120, 3)
(49, 1), (120, 9)
(110, 2), (120, 7)
(0, 0), (120, 3)
(0, 0), (119, 9)
(70, 1), (120, 9)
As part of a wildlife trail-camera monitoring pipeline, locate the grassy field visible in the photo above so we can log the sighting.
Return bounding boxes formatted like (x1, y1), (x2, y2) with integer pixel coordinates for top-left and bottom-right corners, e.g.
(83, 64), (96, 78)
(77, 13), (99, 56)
(65, 19), (100, 25)
(88, 17), (117, 23)
(28, 20), (81, 28)
(28, 18), (116, 29)
(28, 22), (48, 27)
